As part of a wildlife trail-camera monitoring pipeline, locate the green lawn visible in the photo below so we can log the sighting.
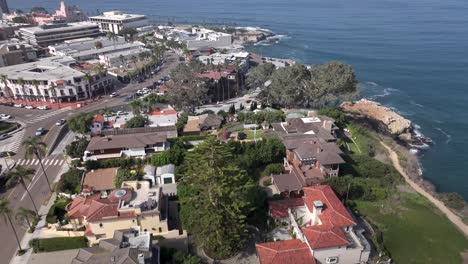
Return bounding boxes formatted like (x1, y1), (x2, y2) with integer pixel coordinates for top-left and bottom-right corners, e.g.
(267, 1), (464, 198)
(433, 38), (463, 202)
(355, 192), (468, 264)
(245, 130), (264, 139)
(0, 121), (17, 135)
(29, 236), (88, 253)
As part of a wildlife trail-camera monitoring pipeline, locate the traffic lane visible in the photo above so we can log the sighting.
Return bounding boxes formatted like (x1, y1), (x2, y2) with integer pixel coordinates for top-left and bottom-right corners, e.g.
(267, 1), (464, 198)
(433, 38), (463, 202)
(0, 105), (51, 122)
(14, 117), (61, 159)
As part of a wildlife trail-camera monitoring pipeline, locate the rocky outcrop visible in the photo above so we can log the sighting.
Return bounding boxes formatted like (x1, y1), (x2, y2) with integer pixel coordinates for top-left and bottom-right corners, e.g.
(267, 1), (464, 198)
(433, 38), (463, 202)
(341, 99), (412, 135)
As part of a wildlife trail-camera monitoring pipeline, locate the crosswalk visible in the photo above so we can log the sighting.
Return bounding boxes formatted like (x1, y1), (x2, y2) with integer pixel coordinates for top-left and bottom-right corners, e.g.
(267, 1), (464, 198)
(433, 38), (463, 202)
(24, 108), (71, 124)
(16, 158), (66, 167)
(0, 129), (25, 153)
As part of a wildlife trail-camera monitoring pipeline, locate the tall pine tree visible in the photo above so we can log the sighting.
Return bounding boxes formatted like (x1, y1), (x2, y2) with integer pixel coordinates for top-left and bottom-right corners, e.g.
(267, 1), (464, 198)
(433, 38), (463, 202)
(178, 138), (255, 259)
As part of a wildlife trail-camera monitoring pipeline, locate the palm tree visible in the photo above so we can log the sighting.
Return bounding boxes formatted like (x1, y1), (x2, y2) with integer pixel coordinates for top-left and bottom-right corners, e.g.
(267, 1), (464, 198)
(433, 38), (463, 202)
(106, 31), (117, 43)
(0, 74), (9, 99)
(0, 198), (23, 252)
(83, 73), (93, 100)
(119, 55), (127, 69)
(48, 82), (57, 103)
(130, 55), (138, 68)
(6, 166), (39, 215)
(129, 100), (143, 114)
(17, 77), (25, 100)
(32, 79), (40, 101)
(22, 137), (52, 192)
(93, 64), (108, 95)
(16, 207), (37, 232)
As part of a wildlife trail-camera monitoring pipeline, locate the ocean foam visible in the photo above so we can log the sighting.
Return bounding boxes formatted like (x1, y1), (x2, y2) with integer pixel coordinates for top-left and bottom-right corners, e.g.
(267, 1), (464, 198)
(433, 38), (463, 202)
(435, 127), (452, 144)
(410, 100), (424, 108)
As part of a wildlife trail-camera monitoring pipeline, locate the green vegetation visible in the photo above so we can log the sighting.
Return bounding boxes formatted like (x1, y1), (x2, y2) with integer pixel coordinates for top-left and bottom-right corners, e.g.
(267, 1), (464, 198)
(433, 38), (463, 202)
(29, 237), (88, 253)
(439, 192), (466, 210)
(262, 163), (284, 176)
(65, 137), (89, 159)
(176, 113), (189, 131)
(56, 168), (84, 194)
(245, 130), (265, 139)
(46, 198), (70, 224)
(151, 151), (171, 167)
(115, 168), (141, 188)
(237, 109), (285, 125)
(67, 113), (94, 134)
(355, 193), (468, 264)
(160, 247), (201, 264)
(0, 121), (18, 134)
(85, 157), (148, 170)
(125, 115), (146, 128)
(318, 108), (348, 127)
(178, 138), (256, 259)
(250, 62), (358, 108)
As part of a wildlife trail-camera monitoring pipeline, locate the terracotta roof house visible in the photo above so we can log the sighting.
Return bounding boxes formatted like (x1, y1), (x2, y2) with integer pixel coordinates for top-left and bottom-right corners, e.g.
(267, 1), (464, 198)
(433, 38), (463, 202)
(81, 168), (118, 194)
(271, 116), (338, 142)
(83, 133), (169, 161)
(72, 229), (160, 264)
(256, 185), (370, 264)
(67, 181), (170, 245)
(147, 108), (178, 127)
(183, 113), (223, 135)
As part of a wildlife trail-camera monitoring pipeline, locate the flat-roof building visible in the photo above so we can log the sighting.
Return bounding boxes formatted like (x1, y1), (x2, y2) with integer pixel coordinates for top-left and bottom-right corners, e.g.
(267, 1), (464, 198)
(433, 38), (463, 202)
(19, 21), (101, 47)
(89, 11), (149, 34)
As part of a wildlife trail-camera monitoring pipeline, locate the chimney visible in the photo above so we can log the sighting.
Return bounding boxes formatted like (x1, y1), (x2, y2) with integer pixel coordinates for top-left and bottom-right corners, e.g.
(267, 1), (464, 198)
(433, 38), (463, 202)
(313, 200), (323, 215)
(137, 253), (145, 264)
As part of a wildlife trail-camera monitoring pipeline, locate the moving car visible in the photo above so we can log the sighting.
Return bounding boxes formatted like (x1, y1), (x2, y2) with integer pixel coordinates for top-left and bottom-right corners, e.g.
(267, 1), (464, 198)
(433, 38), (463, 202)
(37, 105), (49, 110)
(0, 134), (10, 140)
(110, 92), (119, 98)
(35, 127), (46, 136)
(0, 151), (15, 158)
(55, 119), (66, 126)
(25, 105), (35, 109)
(13, 103), (24, 108)
(0, 114), (11, 119)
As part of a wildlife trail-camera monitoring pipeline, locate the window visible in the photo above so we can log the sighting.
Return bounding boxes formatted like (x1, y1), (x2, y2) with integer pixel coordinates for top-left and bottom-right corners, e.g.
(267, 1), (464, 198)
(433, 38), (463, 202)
(68, 89), (74, 95)
(29, 88), (33, 94)
(60, 90), (65, 96)
(326, 257), (338, 264)
(99, 223), (103, 228)
(159, 228), (162, 233)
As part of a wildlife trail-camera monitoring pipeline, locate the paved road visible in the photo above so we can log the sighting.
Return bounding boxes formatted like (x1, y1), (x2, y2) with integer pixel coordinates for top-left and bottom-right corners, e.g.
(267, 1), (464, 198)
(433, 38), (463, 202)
(0, 51), (180, 264)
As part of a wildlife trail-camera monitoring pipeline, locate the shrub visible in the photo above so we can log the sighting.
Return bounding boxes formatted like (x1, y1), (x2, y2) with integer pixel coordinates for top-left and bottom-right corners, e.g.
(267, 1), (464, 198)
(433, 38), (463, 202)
(56, 169), (84, 194)
(151, 151), (171, 167)
(263, 163), (284, 176)
(237, 132), (247, 140)
(125, 115), (147, 128)
(29, 237), (88, 253)
(115, 168), (140, 188)
(263, 177), (272, 186)
(440, 192), (466, 210)
(85, 158), (136, 170)
(65, 137), (90, 158)
(46, 198), (70, 224)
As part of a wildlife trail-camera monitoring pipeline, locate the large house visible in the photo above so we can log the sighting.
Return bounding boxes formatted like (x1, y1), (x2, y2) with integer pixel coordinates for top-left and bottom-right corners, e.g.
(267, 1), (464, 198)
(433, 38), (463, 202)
(256, 185), (370, 264)
(271, 116), (338, 142)
(183, 113), (223, 136)
(83, 133), (169, 161)
(67, 181), (171, 245)
(89, 11), (149, 34)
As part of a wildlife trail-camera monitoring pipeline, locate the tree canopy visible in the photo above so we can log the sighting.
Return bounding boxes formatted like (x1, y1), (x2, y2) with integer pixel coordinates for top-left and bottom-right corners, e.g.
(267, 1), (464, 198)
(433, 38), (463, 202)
(125, 115), (146, 128)
(178, 138), (255, 258)
(246, 63), (275, 90)
(67, 113), (94, 134)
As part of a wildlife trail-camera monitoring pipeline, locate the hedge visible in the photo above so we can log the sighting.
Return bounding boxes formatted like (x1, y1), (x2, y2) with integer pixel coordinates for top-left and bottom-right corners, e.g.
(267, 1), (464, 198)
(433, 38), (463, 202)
(29, 236), (88, 253)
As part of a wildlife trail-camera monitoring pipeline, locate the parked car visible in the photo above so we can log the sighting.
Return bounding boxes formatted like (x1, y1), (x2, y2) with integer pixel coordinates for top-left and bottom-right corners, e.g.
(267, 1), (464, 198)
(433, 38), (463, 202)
(25, 105), (35, 109)
(110, 92), (119, 98)
(35, 127), (46, 136)
(55, 119), (66, 126)
(0, 114), (11, 120)
(116, 111), (127, 116)
(0, 134), (11, 140)
(13, 103), (24, 108)
(37, 105), (49, 110)
(0, 151), (15, 158)
(0, 102), (13, 107)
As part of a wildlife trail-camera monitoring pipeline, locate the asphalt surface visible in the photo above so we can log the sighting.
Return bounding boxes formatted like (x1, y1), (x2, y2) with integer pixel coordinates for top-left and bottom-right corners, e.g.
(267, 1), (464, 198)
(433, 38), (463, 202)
(0, 51), (180, 264)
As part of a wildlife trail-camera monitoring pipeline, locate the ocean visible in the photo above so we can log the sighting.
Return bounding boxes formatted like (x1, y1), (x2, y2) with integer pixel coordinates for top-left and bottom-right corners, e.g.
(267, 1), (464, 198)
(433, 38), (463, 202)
(10, 0), (468, 199)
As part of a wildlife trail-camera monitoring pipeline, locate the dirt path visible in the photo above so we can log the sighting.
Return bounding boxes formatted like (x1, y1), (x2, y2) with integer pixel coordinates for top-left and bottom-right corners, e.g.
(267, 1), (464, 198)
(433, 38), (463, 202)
(380, 141), (468, 237)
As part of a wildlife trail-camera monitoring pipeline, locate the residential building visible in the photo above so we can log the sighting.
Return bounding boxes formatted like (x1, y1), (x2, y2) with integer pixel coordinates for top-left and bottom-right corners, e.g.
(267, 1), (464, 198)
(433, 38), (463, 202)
(272, 116), (338, 142)
(147, 108), (178, 127)
(72, 229), (160, 264)
(183, 113), (223, 136)
(49, 36), (134, 57)
(198, 51), (250, 71)
(0, 41), (37, 67)
(0, 21), (31, 40)
(83, 133), (170, 161)
(185, 27), (232, 50)
(0, 56), (111, 102)
(66, 181), (171, 244)
(256, 185), (370, 264)
(89, 11), (149, 34)
(99, 46), (151, 68)
(19, 21), (101, 47)
(143, 164), (176, 186)
(81, 167), (119, 195)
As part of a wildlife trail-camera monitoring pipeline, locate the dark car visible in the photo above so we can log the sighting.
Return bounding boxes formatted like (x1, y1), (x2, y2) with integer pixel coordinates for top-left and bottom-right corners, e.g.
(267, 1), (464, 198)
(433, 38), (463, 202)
(0, 151), (15, 158)
(1, 102), (14, 107)
(0, 134), (11, 141)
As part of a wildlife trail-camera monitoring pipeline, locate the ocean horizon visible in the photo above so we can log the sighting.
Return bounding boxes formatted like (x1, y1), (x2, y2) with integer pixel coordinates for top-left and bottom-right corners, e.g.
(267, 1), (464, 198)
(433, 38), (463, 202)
(9, 0), (468, 199)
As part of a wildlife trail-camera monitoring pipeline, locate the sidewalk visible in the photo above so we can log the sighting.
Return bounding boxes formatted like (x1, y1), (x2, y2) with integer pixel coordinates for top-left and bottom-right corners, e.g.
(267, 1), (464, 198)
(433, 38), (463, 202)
(9, 162), (70, 264)
(0, 98), (95, 110)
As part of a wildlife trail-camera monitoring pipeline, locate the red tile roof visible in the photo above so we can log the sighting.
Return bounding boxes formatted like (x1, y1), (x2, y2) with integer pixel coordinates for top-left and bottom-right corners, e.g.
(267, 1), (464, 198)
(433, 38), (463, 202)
(93, 114), (105, 123)
(84, 224), (94, 236)
(196, 71), (228, 80)
(302, 224), (350, 249)
(256, 240), (315, 264)
(148, 108), (177, 116)
(269, 198), (304, 218)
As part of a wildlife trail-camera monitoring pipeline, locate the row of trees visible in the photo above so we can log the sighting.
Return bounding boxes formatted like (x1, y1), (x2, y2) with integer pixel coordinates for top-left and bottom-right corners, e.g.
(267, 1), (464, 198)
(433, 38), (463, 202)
(247, 61), (358, 108)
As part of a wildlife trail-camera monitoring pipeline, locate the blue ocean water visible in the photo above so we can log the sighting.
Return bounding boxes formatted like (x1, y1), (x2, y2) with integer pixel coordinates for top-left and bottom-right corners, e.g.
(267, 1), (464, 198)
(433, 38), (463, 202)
(10, 0), (468, 198)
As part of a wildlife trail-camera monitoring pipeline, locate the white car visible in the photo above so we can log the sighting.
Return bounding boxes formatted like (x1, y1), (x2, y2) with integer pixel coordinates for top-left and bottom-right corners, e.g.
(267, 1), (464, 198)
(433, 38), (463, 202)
(25, 105), (35, 109)
(55, 119), (66, 126)
(0, 114), (11, 119)
(116, 111), (126, 116)
(13, 103), (23, 108)
(110, 92), (119, 98)
(37, 105), (49, 110)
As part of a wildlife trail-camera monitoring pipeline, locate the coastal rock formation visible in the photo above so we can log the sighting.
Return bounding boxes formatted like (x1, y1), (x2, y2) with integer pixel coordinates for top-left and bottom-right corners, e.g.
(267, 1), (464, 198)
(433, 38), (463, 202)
(232, 28), (274, 44)
(341, 99), (412, 135)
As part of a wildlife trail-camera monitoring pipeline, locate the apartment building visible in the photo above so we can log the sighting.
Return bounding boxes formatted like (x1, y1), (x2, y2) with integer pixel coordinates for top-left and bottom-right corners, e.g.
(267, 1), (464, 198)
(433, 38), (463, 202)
(66, 181), (171, 245)
(256, 185), (371, 264)
(185, 27), (233, 50)
(0, 41), (37, 67)
(19, 21), (101, 47)
(89, 11), (149, 34)
(0, 57), (111, 102)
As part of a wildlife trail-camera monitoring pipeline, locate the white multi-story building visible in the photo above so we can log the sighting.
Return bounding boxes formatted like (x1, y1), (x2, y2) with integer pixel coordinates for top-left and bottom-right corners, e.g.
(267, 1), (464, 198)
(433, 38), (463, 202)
(89, 11), (149, 34)
(185, 27), (232, 50)
(18, 21), (101, 47)
(0, 57), (112, 102)
(99, 46), (150, 68)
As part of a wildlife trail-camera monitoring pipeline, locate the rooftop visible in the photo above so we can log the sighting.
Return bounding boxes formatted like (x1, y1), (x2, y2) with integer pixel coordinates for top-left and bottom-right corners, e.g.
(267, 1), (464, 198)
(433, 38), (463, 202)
(256, 239), (315, 264)
(20, 22), (98, 34)
(82, 168), (119, 192)
(90, 11), (147, 21)
(86, 132), (167, 151)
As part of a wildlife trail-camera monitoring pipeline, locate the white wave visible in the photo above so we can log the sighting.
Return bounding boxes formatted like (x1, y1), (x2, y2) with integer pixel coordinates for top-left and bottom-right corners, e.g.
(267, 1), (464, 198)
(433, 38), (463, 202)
(410, 149), (419, 154)
(270, 34), (291, 40)
(365, 81), (378, 86)
(235, 26), (273, 33)
(369, 87), (399, 99)
(435, 127), (452, 144)
(410, 100), (424, 108)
